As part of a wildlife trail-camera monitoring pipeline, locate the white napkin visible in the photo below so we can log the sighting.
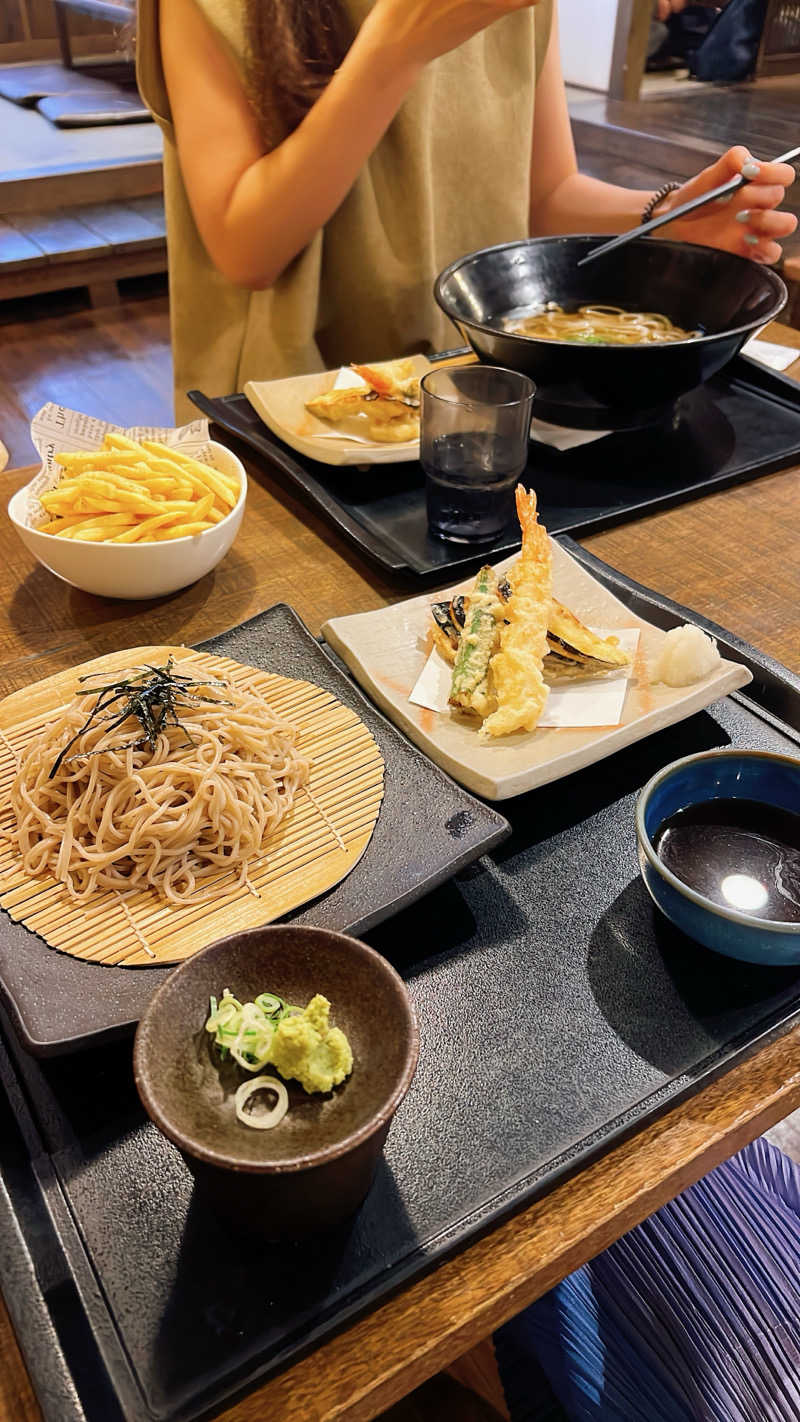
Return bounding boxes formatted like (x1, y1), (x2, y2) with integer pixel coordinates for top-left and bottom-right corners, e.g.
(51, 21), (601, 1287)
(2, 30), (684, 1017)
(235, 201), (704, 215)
(742, 337), (797, 372)
(410, 627), (640, 728)
(530, 417), (611, 451)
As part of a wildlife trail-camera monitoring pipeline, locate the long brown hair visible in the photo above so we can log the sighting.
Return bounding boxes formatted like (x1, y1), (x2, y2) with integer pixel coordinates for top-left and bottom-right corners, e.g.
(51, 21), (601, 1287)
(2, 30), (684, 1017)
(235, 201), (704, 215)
(245, 0), (352, 144)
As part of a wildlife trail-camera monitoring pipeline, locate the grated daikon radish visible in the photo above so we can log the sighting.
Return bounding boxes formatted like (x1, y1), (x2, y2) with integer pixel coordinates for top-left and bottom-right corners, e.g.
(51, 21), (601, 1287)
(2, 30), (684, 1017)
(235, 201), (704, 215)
(653, 625), (721, 688)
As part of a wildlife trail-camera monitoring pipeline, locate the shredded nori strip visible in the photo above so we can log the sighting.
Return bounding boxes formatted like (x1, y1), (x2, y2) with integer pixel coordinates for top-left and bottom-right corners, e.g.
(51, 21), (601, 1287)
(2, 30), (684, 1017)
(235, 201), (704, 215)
(48, 657), (233, 779)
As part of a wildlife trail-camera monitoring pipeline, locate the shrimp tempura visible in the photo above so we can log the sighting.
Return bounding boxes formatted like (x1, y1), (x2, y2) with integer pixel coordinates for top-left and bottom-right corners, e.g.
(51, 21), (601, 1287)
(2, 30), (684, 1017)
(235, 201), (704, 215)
(480, 486), (552, 738)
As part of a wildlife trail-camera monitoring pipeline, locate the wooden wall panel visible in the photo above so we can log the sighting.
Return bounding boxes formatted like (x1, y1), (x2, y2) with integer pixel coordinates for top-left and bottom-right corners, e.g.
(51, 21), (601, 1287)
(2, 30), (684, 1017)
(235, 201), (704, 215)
(0, 0), (122, 56)
(0, 1), (29, 44)
(27, 0), (61, 39)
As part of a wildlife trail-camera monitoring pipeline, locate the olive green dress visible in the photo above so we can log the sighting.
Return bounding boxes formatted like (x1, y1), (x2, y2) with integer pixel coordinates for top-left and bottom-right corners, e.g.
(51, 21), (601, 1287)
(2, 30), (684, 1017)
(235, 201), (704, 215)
(136, 0), (553, 420)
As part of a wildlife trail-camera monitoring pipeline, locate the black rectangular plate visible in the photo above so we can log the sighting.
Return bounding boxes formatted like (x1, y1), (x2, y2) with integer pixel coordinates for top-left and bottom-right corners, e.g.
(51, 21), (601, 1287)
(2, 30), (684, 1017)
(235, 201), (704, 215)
(1, 546), (800, 1422)
(189, 355), (800, 581)
(0, 606), (509, 1056)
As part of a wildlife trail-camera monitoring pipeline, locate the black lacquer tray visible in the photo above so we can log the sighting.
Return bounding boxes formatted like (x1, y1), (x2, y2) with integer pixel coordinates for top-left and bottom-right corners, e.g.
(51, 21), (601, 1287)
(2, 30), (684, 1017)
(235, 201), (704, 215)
(0, 607), (508, 1057)
(1, 547), (800, 1422)
(189, 354), (800, 580)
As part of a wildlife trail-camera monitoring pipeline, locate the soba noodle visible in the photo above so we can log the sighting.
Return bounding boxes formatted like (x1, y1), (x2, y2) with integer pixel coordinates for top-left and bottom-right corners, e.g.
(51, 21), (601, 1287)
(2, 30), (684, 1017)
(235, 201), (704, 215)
(10, 680), (309, 905)
(505, 303), (698, 345)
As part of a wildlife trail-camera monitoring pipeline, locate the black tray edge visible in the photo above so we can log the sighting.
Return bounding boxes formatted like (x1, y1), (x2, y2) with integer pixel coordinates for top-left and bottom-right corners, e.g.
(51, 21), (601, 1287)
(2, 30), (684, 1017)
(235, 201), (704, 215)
(186, 389), (409, 574)
(189, 352), (800, 583)
(187, 389), (523, 583)
(1, 604), (509, 1060)
(16, 988), (800, 1422)
(2, 574), (800, 1421)
(0, 1029), (94, 1422)
(733, 352), (800, 411)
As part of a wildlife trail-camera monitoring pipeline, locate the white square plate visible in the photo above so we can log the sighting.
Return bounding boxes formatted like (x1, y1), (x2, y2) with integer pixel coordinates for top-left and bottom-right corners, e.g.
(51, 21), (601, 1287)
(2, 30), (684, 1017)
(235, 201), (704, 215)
(244, 355), (432, 467)
(322, 544), (752, 800)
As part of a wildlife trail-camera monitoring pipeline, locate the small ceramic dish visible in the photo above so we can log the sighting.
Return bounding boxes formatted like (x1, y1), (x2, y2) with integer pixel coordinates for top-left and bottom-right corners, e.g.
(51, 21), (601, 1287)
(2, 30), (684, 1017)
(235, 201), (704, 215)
(322, 545), (752, 800)
(133, 925), (419, 1235)
(637, 749), (800, 966)
(8, 441), (247, 600)
(244, 354), (432, 466)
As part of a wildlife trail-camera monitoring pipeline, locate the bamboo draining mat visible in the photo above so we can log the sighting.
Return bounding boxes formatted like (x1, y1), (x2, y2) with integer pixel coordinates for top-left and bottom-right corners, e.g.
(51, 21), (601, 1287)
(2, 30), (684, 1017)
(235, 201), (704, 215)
(0, 646), (384, 967)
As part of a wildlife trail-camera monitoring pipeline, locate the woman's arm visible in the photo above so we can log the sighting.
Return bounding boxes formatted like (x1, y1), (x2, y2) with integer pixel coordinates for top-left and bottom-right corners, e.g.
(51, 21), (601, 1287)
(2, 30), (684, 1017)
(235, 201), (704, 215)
(161, 0), (418, 288)
(162, 0), (544, 290)
(529, 11), (796, 262)
(528, 9), (649, 237)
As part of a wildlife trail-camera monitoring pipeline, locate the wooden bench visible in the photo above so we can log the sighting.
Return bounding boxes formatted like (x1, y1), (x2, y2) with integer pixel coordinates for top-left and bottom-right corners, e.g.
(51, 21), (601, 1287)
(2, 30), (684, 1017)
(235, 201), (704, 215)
(0, 193), (165, 306)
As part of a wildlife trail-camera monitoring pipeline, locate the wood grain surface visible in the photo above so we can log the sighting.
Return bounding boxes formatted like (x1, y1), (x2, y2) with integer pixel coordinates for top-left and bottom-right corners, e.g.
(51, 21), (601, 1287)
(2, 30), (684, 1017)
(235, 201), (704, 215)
(0, 325), (798, 1422)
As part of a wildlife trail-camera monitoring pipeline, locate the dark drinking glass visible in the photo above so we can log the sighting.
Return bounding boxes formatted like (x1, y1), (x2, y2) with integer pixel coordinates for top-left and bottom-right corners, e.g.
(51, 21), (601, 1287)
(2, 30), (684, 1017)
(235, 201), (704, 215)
(420, 365), (535, 542)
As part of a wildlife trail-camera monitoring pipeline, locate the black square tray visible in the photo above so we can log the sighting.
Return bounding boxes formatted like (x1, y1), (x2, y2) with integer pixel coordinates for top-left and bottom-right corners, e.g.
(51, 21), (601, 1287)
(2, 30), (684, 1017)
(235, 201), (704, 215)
(1, 545), (799, 1422)
(189, 355), (800, 581)
(0, 606), (508, 1056)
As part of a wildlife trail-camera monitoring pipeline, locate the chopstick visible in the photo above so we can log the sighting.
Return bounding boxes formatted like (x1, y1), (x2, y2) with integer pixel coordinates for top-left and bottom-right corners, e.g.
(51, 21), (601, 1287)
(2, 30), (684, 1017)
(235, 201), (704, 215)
(577, 145), (800, 268)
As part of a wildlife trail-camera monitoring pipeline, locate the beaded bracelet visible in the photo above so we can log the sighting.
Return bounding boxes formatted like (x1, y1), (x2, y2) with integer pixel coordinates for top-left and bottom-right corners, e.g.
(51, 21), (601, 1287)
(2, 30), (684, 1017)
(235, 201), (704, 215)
(641, 182), (681, 226)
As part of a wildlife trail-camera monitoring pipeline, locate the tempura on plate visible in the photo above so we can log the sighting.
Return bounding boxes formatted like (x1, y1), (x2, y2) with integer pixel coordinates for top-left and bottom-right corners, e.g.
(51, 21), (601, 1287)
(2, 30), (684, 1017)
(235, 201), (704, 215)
(431, 485), (632, 738)
(305, 357), (421, 443)
(448, 564), (503, 720)
(480, 487), (552, 738)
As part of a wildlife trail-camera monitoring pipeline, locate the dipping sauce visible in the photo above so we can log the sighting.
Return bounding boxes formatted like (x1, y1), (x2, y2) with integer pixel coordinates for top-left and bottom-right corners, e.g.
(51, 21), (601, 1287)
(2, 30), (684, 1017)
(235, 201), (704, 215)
(653, 798), (800, 924)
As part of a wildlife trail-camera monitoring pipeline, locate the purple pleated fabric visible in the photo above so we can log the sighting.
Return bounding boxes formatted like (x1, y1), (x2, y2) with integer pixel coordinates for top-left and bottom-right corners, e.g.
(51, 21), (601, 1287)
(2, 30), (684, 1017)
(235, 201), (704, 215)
(495, 1138), (800, 1422)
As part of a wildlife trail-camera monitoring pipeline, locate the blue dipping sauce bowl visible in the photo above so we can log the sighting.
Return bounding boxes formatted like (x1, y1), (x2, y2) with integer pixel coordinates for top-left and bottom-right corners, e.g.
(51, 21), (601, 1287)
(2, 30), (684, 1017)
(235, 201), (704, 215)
(636, 750), (800, 967)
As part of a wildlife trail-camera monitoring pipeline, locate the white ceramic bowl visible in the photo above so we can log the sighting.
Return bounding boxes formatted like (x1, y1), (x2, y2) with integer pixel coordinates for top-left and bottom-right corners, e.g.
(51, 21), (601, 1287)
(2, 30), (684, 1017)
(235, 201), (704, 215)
(8, 442), (247, 600)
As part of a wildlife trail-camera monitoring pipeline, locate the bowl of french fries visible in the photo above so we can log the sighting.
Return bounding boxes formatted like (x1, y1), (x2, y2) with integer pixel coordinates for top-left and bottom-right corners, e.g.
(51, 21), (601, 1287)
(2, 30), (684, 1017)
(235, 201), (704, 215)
(8, 432), (246, 599)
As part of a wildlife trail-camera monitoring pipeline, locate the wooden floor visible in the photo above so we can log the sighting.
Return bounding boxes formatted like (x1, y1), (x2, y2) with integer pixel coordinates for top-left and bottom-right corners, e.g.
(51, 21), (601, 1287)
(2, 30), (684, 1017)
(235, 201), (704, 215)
(0, 277), (172, 466)
(1, 274), (799, 1422)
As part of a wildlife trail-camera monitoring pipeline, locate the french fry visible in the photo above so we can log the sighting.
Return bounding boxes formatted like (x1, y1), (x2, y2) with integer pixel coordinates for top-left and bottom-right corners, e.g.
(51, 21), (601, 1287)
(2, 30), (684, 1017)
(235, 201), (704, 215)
(39, 513), (127, 534)
(38, 436), (240, 546)
(152, 521), (215, 539)
(54, 452), (149, 471)
(142, 439), (238, 491)
(128, 472), (194, 499)
(141, 442), (238, 509)
(64, 522), (138, 542)
(109, 512), (185, 543)
(103, 433), (144, 452)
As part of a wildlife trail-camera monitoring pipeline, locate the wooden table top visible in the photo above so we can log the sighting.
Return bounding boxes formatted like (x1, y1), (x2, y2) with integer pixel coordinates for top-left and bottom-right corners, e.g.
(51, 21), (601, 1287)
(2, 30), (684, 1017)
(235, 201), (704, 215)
(1, 324), (799, 1422)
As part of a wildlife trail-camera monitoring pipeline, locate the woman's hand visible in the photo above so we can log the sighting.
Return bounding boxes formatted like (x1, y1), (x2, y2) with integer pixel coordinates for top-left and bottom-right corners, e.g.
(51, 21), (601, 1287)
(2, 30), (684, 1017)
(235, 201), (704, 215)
(655, 0), (686, 18)
(365, 0), (542, 70)
(657, 146), (797, 264)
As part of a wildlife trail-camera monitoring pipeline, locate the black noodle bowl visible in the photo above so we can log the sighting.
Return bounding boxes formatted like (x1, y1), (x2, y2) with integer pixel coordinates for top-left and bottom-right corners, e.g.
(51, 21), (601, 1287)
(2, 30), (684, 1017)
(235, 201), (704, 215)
(434, 236), (787, 429)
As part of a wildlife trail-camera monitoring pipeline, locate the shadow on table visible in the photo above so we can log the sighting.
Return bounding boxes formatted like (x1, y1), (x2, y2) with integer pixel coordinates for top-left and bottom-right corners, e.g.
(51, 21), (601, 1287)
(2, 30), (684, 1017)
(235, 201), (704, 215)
(150, 1157), (416, 1418)
(6, 541), (260, 665)
(587, 876), (800, 1075)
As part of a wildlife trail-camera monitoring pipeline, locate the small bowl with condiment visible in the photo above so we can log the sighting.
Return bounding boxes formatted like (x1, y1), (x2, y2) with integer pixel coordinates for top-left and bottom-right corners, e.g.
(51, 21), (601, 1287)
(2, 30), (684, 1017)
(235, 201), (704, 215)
(133, 926), (419, 1236)
(636, 750), (800, 966)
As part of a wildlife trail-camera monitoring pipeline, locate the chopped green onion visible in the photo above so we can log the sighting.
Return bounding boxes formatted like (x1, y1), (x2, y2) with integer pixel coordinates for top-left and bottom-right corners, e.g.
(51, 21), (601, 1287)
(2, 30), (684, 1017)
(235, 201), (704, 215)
(255, 992), (283, 1016)
(234, 1075), (288, 1130)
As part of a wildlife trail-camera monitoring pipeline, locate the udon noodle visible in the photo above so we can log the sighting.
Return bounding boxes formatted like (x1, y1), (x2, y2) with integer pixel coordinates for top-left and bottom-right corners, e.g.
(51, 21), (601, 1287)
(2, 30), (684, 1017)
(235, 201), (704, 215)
(505, 303), (698, 345)
(10, 679), (309, 905)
